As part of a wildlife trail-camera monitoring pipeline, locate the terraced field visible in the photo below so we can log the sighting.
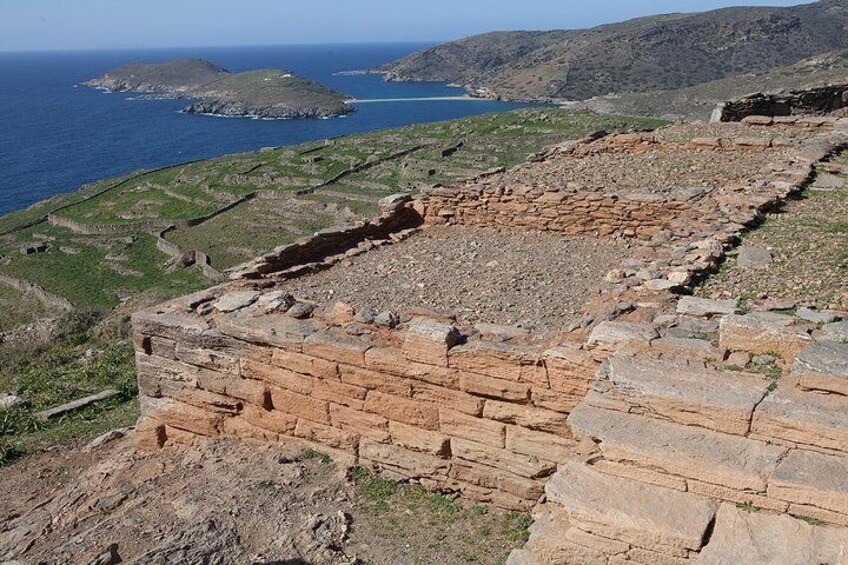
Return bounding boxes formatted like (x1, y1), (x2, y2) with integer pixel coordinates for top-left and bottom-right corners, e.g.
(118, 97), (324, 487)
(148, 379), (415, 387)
(0, 109), (665, 331)
(0, 283), (58, 330)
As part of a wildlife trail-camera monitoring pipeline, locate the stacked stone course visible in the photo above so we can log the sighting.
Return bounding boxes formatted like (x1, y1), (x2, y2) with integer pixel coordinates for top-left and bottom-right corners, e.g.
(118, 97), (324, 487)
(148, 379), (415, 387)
(511, 311), (848, 564)
(133, 296), (601, 510)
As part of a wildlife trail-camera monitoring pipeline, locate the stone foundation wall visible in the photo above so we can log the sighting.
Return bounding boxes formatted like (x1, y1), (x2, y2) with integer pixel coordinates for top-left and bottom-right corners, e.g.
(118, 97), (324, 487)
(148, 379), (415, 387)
(227, 195), (424, 279)
(714, 84), (848, 122)
(132, 297), (599, 510)
(418, 135), (790, 241)
(421, 184), (696, 240)
(509, 313), (848, 564)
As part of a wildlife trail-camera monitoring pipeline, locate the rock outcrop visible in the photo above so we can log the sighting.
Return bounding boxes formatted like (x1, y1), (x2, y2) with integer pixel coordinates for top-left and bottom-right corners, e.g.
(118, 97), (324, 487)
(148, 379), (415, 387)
(713, 84), (848, 122)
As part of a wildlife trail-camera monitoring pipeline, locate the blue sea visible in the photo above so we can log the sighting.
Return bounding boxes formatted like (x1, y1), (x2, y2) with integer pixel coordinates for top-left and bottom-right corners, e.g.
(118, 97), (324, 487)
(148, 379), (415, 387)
(0, 43), (529, 216)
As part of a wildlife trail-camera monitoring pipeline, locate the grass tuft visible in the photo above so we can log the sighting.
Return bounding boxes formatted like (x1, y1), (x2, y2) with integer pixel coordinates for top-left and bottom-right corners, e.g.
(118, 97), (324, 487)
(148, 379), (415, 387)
(300, 448), (332, 464)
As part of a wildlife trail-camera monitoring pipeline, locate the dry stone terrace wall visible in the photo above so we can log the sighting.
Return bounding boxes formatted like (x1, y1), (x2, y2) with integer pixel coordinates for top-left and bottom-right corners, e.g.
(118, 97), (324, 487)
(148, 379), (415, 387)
(227, 195), (423, 279)
(132, 291), (598, 511)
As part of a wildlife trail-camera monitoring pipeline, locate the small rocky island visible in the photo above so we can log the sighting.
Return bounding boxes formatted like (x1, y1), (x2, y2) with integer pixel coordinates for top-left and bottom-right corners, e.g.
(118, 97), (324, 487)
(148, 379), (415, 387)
(83, 58), (354, 119)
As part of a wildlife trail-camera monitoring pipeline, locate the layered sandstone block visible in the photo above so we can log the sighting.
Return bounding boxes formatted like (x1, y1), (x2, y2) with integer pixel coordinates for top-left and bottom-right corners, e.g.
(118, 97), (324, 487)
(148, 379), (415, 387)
(573, 352), (848, 521)
(132, 291), (597, 510)
(513, 341), (848, 564)
(719, 312), (813, 361)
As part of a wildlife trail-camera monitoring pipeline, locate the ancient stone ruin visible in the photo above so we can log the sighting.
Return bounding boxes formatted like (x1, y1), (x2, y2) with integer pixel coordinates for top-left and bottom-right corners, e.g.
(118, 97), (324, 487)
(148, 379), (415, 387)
(132, 116), (848, 562)
(712, 83), (848, 122)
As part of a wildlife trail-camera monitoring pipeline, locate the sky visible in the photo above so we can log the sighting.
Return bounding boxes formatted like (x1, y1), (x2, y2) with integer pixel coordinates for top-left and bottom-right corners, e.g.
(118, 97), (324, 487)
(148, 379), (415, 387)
(0, 0), (815, 52)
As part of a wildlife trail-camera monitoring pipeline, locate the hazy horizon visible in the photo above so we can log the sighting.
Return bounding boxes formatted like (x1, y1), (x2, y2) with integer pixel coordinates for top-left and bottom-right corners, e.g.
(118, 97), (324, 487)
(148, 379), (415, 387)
(1, 0), (815, 53)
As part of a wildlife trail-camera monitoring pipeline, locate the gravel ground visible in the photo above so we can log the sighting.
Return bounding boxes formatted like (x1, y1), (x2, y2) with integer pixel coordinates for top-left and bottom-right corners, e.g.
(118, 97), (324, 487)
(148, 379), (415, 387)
(509, 130), (792, 195)
(283, 226), (628, 332)
(697, 160), (848, 309)
(652, 122), (821, 144)
(516, 147), (777, 194)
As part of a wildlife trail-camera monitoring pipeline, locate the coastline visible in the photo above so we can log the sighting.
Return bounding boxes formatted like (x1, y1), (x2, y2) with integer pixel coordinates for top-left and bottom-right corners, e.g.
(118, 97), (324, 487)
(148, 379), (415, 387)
(0, 44), (529, 218)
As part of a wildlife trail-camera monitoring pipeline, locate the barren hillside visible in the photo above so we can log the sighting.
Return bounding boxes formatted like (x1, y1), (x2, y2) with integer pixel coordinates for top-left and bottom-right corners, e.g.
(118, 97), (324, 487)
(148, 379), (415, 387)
(379, 0), (848, 101)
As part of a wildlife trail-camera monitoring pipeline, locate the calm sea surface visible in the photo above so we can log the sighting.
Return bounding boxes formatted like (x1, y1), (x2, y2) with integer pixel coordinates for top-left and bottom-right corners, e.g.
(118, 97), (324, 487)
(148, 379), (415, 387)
(0, 43), (529, 215)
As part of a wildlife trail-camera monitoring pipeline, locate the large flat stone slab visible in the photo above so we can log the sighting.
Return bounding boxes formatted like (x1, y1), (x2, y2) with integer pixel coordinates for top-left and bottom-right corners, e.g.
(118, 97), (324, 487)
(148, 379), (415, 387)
(596, 354), (767, 435)
(587, 322), (658, 350)
(217, 311), (320, 349)
(794, 341), (848, 396)
(132, 309), (210, 341)
(403, 318), (463, 367)
(752, 387), (848, 454)
(820, 321), (848, 343)
(676, 297), (739, 317)
(213, 291), (260, 313)
(34, 389), (121, 421)
(698, 503), (848, 564)
(546, 460), (717, 555)
(524, 520), (612, 564)
(769, 449), (848, 517)
(719, 313), (812, 361)
(569, 404), (786, 492)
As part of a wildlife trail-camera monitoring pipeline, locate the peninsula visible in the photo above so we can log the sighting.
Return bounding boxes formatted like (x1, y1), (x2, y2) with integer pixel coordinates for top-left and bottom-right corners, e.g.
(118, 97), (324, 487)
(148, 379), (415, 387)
(83, 58), (354, 119)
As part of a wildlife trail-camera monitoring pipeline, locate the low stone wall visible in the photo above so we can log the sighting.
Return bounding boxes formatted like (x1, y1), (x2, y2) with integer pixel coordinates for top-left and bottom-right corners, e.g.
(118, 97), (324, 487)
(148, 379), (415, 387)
(295, 144), (430, 196)
(0, 273), (74, 311)
(714, 84), (848, 122)
(47, 192), (257, 236)
(227, 195), (424, 279)
(417, 134), (798, 241)
(47, 213), (177, 235)
(132, 296), (598, 510)
(156, 227), (227, 282)
(421, 184), (696, 240)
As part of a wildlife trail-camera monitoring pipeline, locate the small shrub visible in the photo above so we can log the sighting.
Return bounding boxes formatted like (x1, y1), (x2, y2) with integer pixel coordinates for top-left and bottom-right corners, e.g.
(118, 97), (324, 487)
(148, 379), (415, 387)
(736, 501), (759, 513)
(795, 514), (825, 526)
(408, 485), (461, 515)
(300, 448), (331, 464)
(470, 505), (489, 516)
(0, 407), (41, 437)
(0, 435), (26, 466)
(503, 512), (534, 543)
(51, 309), (104, 343)
(350, 466), (401, 507)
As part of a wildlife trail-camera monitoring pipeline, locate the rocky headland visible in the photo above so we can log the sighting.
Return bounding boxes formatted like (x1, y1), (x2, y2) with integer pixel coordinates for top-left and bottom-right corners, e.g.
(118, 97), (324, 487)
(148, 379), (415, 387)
(84, 58), (354, 119)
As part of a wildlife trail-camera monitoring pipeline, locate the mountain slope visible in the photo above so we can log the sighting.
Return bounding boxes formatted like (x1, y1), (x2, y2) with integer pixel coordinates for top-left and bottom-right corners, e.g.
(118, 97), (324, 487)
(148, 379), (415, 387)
(379, 0), (848, 101)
